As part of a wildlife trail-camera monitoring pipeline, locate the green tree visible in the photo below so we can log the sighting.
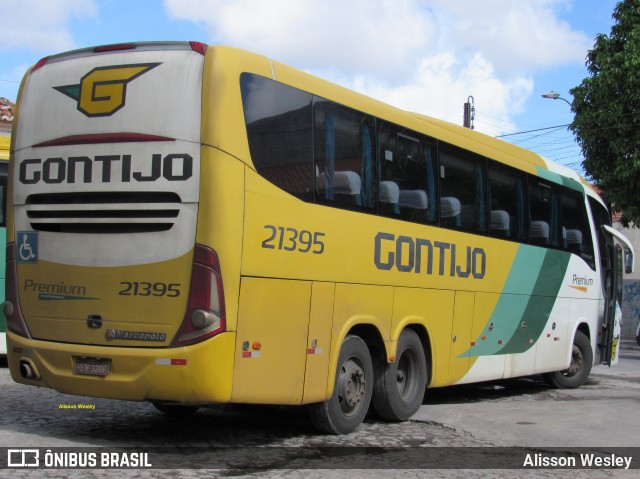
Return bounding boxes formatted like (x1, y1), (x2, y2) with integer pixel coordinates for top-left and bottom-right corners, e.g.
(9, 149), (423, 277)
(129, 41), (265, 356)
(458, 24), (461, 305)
(569, 0), (640, 226)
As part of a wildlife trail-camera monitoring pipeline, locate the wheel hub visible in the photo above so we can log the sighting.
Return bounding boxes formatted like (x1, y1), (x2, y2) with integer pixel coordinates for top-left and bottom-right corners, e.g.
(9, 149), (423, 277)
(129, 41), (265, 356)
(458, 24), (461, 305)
(338, 358), (366, 414)
(566, 343), (584, 376)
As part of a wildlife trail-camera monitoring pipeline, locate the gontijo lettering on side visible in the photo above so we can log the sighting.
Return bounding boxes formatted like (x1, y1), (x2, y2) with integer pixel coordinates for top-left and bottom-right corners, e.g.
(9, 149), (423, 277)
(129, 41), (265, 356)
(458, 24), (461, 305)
(374, 232), (486, 279)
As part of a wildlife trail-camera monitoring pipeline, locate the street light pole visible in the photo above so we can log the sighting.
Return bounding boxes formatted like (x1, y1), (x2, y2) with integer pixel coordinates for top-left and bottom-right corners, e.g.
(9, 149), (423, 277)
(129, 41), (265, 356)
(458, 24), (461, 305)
(541, 91), (572, 107)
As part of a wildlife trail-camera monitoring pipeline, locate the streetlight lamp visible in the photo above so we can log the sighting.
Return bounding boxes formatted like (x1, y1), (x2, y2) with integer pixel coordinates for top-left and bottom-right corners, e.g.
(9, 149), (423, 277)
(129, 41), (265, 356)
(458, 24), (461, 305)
(541, 91), (572, 107)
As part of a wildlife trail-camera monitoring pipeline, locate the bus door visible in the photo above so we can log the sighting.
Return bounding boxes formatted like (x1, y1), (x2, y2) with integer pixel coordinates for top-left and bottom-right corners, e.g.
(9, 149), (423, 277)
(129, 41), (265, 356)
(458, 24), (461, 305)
(599, 225), (634, 366)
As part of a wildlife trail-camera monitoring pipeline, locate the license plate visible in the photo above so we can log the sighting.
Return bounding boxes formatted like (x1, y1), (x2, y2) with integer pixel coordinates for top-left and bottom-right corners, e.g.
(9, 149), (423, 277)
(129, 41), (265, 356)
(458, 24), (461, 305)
(74, 357), (111, 376)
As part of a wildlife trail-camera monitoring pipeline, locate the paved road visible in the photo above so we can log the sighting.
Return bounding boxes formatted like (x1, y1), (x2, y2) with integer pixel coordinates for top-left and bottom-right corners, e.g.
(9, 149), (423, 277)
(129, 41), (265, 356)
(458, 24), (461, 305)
(0, 341), (638, 478)
(413, 341), (640, 447)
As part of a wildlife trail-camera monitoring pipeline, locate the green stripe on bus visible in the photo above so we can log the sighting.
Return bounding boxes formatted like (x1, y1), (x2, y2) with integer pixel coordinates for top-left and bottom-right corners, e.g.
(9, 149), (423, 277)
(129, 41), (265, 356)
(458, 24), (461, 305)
(498, 249), (570, 354)
(535, 166), (583, 192)
(460, 246), (570, 358)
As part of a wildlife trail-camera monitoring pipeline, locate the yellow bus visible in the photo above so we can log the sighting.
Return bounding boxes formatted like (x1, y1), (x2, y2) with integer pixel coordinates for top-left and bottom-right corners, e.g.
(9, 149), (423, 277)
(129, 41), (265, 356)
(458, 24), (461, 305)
(5, 42), (634, 434)
(0, 134), (8, 355)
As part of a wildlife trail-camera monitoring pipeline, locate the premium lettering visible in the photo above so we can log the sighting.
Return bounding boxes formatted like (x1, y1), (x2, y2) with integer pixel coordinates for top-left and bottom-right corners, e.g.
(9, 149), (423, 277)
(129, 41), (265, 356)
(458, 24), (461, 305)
(572, 274), (594, 287)
(24, 279), (87, 296)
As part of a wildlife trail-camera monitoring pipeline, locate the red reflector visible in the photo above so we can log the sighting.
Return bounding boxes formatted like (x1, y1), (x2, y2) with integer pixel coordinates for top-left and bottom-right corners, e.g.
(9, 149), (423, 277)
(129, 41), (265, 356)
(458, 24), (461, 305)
(32, 56), (50, 72)
(189, 41), (208, 55)
(94, 43), (136, 53)
(171, 359), (187, 366)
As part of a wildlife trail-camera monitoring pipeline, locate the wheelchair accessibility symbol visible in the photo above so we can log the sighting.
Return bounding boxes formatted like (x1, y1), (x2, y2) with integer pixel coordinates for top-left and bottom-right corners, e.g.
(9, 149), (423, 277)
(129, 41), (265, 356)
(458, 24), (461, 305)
(18, 231), (39, 263)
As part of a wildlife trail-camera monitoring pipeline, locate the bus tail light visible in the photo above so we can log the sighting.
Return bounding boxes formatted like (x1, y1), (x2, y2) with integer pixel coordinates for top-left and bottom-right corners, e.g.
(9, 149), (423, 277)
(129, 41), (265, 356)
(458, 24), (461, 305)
(4, 244), (31, 339)
(93, 43), (137, 53)
(31, 56), (50, 72)
(189, 41), (208, 55)
(171, 244), (226, 347)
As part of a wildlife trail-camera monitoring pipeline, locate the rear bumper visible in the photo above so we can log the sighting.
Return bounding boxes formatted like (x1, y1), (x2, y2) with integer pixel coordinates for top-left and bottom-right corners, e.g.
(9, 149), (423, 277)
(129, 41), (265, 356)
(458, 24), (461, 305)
(7, 331), (236, 404)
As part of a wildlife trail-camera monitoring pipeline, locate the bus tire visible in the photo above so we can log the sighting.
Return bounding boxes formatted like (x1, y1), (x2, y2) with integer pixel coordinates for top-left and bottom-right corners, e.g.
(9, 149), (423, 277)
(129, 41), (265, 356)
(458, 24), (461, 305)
(372, 328), (427, 421)
(308, 335), (373, 434)
(543, 330), (592, 389)
(152, 402), (200, 417)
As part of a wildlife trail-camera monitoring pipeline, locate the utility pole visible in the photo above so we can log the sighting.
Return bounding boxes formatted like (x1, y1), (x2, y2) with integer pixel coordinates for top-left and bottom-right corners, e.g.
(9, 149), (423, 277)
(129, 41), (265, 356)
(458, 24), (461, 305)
(463, 96), (475, 129)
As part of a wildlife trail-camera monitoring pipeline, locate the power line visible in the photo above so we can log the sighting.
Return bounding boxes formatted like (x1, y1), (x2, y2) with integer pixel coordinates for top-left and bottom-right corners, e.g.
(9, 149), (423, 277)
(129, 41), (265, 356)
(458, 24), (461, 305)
(494, 124), (570, 138)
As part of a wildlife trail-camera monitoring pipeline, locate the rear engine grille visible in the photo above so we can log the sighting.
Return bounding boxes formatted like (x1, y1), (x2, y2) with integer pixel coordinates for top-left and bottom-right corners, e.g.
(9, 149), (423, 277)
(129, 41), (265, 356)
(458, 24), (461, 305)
(25, 192), (181, 234)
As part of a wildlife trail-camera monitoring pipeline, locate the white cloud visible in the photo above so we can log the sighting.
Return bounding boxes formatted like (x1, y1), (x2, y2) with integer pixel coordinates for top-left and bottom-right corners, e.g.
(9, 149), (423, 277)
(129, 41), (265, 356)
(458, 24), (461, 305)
(356, 53), (533, 135)
(166, 0), (437, 83)
(0, 0), (97, 52)
(428, 0), (590, 74)
(164, 0), (590, 135)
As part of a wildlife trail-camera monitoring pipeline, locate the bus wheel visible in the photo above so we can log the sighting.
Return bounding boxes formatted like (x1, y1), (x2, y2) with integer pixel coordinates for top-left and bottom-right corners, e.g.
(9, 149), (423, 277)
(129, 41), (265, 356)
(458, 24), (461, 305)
(308, 335), (373, 434)
(372, 328), (427, 421)
(543, 331), (592, 389)
(152, 402), (200, 417)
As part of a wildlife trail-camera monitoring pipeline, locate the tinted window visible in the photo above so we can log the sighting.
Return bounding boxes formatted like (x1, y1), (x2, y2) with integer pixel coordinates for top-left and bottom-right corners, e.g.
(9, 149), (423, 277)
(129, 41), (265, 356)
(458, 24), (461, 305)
(528, 178), (559, 247)
(314, 101), (375, 211)
(561, 190), (595, 269)
(241, 74), (314, 200)
(488, 162), (526, 241)
(439, 147), (487, 233)
(589, 196), (612, 271)
(378, 122), (437, 223)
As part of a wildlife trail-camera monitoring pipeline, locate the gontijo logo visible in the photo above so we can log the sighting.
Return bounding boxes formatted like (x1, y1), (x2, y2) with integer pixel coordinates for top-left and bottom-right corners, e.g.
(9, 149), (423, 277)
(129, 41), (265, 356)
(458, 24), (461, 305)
(53, 63), (161, 117)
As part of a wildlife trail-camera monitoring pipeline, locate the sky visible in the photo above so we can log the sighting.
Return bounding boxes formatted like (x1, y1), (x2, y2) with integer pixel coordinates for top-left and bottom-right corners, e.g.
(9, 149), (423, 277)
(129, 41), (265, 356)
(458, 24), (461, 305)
(0, 0), (621, 174)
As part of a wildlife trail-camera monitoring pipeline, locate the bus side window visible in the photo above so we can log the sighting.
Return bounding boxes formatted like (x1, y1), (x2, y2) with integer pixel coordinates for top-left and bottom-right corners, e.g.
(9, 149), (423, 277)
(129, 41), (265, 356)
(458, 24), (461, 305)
(528, 179), (559, 247)
(488, 162), (526, 241)
(241, 73), (315, 201)
(314, 101), (375, 211)
(377, 122), (399, 217)
(589, 196), (612, 273)
(561, 189), (595, 269)
(439, 147), (487, 233)
(377, 122), (437, 224)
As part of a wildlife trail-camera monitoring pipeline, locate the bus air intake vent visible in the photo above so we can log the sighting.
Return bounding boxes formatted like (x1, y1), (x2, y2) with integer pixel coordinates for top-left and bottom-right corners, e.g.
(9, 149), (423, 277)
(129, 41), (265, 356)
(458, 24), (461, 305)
(25, 192), (181, 234)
